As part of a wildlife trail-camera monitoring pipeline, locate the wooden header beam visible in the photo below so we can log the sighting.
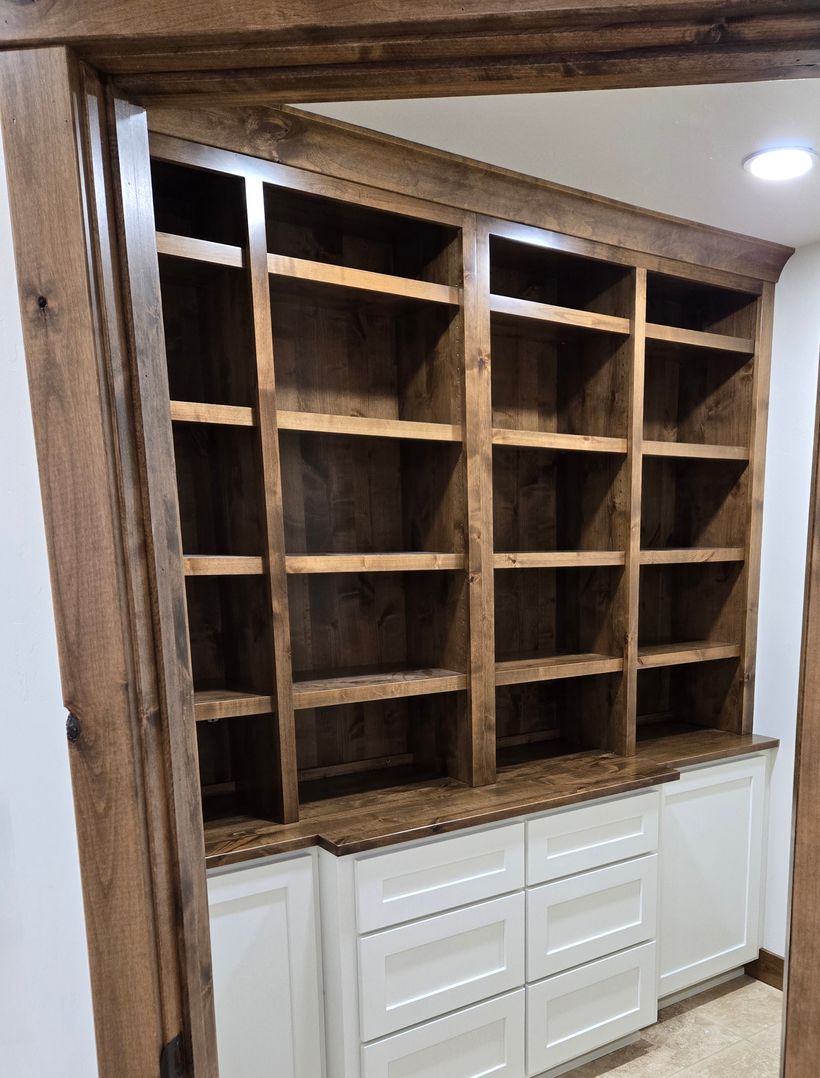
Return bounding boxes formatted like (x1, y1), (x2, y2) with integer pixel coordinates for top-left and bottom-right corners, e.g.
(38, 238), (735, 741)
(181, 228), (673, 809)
(0, 1), (818, 104)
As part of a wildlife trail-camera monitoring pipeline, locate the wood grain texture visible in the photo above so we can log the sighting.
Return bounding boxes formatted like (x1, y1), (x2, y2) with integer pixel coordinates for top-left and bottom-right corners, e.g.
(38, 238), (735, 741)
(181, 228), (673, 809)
(643, 439), (750, 460)
(146, 106), (792, 284)
(285, 553), (465, 573)
(494, 551), (626, 568)
(156, 230), (243, 267)
(194, 689), (274, 721)
(489, 292), (630, 335)
(496, 652), (624, 686)
(292, 667), (468, 709)
(0, 46), (212, 1078)
(277, 410), (462, 442)
(635, 728), (778, 769)
(268, 252), (460, 305)
(640, 547), (745, 564)
(637, 640), (742, 667)
(204, 748), (682, 863)
(183, 555), (265, 575)
(171, 400), (256, 426)
(492, 428), (628, 454)
(746, 948), (785, 992)
(645, 322), (754, 354)
(784, 344), (820, 1078)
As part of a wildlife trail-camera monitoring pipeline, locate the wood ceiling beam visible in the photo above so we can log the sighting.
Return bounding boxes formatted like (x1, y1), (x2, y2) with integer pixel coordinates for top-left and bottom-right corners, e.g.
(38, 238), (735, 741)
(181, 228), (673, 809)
(1, 2), (819, 101)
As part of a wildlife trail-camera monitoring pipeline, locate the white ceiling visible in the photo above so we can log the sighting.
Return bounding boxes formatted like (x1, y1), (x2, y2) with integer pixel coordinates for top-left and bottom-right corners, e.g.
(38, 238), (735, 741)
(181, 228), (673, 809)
(306, 79), (820, 250)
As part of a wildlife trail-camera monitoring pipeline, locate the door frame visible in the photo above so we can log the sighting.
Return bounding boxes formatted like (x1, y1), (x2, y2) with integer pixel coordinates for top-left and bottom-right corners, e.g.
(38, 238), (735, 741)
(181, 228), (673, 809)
(0, 11), (817, 1073)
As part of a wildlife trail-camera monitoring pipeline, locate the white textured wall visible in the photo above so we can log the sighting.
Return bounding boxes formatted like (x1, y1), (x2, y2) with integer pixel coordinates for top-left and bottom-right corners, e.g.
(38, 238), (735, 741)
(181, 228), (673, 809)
(757, 243), (820, 957)
(0, 138), (98, 1075)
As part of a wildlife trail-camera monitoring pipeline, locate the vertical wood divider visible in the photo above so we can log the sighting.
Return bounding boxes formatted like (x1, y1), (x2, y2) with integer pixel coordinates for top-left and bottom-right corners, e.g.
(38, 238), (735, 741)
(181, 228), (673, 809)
(622, 267), (648, 755)
(740, 282), (775, 732)
(462, 216), (497, 784)
(243, 175), (299, 821)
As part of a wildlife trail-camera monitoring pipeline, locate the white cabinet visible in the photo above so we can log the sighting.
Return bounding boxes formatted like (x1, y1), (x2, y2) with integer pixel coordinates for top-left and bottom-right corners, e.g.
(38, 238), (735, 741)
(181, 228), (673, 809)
(659, 754), (768, 997)
(526, 942), (657, 1075)
(355, 822), (524, 932)
(361, 990), (525, 1078)
(358, 892), (526, 1041)
(208, 854), (324, 1078)
(527, 791), (659, 885)
(527, 855), (658, 980)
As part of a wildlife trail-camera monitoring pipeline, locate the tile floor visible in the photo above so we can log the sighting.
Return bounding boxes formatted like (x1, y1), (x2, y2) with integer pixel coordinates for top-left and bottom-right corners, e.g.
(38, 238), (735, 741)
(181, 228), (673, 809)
(567, 975), (783, 1077)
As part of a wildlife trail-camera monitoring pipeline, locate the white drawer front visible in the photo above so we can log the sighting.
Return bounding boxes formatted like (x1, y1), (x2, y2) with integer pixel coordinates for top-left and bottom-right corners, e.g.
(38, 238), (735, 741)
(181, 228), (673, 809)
(356, 822), (525, 933)
(527, 791), (659, 886)
(527, 855), (658, 980)
(362, 990), (525, 1078)
(526, 942), (657, 1075)
(359, 892), (526, 1041)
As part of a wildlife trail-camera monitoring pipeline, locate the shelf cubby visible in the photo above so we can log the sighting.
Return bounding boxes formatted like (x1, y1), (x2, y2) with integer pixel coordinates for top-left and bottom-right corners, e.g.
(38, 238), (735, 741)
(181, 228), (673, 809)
(636, 657), (743, 738)
(638, 562), (744, 666)
(643, 337), (754, 450)
(296, 692), (469, 803)
(490, 236), (633, 318)
(264, 184), (461, 287)
(496, 673), (623, 766)
(173, 423), (265, 559)
(491, 311), (630, 442)
(646, 272), (758, 342)
(494, 565), (625, 685)
(641, 456), (748, 551)
(270, 277), (462, 427)
(288, 570), (467, 706)
(151, 159), (247, 248)
(493, 446), (628, 554)
(279, 430), (464, 558)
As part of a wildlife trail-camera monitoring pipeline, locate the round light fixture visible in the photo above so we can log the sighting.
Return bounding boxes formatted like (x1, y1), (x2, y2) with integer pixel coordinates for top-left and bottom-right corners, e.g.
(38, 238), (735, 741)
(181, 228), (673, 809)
(743, 147), (817, 181)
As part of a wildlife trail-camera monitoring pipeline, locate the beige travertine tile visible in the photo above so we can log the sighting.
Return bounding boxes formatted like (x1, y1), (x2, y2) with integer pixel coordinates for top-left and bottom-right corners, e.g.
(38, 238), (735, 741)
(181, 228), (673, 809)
(566, 977), (784, 1078)
(673, 976), (783, 1039)
(673, 1038), (779, 1077)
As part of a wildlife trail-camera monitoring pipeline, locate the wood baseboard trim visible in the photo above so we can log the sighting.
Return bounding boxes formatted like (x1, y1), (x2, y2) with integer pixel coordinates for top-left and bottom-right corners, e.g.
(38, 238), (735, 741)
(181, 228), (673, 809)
(746, 949), (785, 991)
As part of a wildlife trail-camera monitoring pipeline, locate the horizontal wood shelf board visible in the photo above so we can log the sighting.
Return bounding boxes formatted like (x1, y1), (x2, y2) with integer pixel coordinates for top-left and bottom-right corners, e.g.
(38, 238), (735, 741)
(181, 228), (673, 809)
(297, 753), (416, 783)
(285, 553), (465, 573)
(276, 409), (462, 442)
(494, 551), (626, 569)
(489, 292), (631, 335)
(640, 547), (746, 565)
(645, 322), (755, 355)
(203, 750), (680, 865)
(267, 252), (461, 306)
(155, 230), (243, 268)
(194, 690), (274, 721)
(492, 428), (628, 454)
(170, 400), (256, 427)
(635, 729), (779, 771)
(291, 667), (468, 709)
(183, 555), (265, 576)
(495, 651), (624, 686)
(642, 440), (750, 461)
(637, 640), (742, 668)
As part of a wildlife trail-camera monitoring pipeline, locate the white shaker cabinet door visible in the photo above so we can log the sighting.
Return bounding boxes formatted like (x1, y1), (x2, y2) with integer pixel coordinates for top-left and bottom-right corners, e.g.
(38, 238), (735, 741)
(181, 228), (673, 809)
(659, 755), (768, 997)
(208, 854), (325, 1078)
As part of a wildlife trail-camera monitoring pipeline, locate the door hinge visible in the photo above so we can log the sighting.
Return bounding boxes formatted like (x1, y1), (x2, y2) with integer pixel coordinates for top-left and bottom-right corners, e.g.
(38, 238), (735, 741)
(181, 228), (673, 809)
(160, 1034), (185, 1078)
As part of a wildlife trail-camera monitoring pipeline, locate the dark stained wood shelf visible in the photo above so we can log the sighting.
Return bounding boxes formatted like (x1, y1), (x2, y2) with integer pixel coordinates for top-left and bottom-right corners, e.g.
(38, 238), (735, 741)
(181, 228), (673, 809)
(643, 440), (750, 461)
(637, 640), (741, 668)
(292, 666), (468, 709)
(277, 409), (463, 443)
(170, 400), (256, 427)
(640, 547), (745, 565)
(635, 727), (779, 770)
(494, 551), (626, 569)
(490, 293), (631, 336)
(268, 252), (461, 306)
(183, 555), (265, 576)
(203, 749), (681, 865)
(492, 428), (628, 455)
(194, 690), (274, 721)
(645, 322), (755, 355)
(496, 651), (624, 686)
(285, 553), (465, 574)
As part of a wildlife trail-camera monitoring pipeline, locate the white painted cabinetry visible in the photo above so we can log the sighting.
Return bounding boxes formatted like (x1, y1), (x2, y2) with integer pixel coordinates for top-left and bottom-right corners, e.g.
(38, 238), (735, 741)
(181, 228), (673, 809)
(206, 754), (771, 1077)
(207, 853), (325, 1078)
(658, 754), (769, 998)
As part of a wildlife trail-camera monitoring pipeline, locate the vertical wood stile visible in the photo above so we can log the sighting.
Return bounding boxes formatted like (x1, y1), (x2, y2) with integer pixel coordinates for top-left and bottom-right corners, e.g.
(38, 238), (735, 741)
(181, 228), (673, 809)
(243, 176), (299, 821)
(621, 268), (648, 755)
(110, 92), (219, 1075)
(462, 217), (497, 784)
(740, 283), (775, 733)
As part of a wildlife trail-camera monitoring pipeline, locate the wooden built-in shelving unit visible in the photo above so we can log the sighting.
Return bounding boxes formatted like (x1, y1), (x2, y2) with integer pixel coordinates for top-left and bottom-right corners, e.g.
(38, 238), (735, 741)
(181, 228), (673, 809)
(148, 135), (772, 842)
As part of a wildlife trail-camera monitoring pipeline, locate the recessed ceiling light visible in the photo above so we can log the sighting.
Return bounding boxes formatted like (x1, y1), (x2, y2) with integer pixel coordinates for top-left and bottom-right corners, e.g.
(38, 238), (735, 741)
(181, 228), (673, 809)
(743, 147), (817, 181)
